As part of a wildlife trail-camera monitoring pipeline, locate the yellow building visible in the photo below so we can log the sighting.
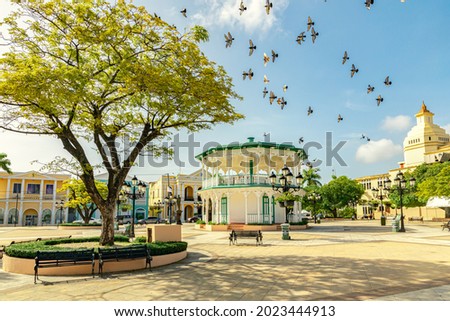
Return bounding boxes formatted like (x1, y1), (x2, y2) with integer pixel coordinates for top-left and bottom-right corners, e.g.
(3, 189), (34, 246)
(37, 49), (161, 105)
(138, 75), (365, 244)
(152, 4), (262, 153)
(356, 102), (450, 220)
(0, 171), (70, 226)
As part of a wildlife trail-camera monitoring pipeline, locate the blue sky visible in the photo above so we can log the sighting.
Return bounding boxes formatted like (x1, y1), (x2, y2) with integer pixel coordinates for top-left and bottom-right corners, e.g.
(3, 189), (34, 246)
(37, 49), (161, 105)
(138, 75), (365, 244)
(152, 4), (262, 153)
(2, 0), (450, 183)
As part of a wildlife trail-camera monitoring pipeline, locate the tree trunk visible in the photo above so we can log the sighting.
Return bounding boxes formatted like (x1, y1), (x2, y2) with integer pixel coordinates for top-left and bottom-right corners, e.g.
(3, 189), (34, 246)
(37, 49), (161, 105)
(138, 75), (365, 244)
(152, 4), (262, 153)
(98, 201), (117, 246)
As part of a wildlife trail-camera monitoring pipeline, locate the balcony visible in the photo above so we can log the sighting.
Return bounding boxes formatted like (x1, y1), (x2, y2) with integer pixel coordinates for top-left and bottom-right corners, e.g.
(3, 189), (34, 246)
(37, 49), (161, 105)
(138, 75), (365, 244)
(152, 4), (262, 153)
(202, 174), (271, 189)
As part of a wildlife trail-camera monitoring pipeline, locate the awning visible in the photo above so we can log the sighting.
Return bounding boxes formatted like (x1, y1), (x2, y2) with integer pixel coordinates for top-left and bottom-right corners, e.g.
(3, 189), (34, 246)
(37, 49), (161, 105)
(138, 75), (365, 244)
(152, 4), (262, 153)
(426, 196), (450, 208)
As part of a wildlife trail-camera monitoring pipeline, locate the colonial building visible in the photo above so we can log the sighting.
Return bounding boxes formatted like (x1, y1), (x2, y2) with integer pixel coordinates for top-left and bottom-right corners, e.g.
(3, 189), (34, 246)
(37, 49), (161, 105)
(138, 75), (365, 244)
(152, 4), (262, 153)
(356, 102), (450, 220)
(0, 171), (70, 226)
(195, 137), (305, 224)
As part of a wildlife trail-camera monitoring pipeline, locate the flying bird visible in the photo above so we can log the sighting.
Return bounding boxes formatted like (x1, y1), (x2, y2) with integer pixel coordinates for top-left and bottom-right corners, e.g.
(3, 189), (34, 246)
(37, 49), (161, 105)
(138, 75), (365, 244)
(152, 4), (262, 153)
(263, 87), (268, 98)
(307, 106), (313, 116)
(263, 75), (270, 83)
(384, 76), (392, 86)
(361, 134), (366, 140)
(248, 39), (256, 56)
(263, 52), (270, 66)
(265, 0), (273, 15)
(376, 95), (384, 106)
(296, 32), (306, 45)
(242, 68), (253, 80)
(350, 64), (359, 78)
(224, 32), (234, 48)
(180, 8), (187, 17)
(311, 28), (319, 44)
(269, 91), (277, 105)
(337, 114), (344, 123)
(277, 97), (287, 110)
(283, 85), (288, 92)
(239, 1), (247, 15)
(299, 137), (304, 144)
(342, 51), (349, 64)
(365, 0), (374, 10)
(307, 16), (314, 32)
(271, 50), (278, 63)
(367, 85), (375, 94)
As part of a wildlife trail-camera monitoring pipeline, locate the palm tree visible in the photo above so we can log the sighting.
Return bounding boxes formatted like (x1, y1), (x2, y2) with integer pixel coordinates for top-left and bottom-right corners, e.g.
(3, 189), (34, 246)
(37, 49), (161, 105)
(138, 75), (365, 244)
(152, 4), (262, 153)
(0, 153), (13, 174)
(302, 167), (322, 187)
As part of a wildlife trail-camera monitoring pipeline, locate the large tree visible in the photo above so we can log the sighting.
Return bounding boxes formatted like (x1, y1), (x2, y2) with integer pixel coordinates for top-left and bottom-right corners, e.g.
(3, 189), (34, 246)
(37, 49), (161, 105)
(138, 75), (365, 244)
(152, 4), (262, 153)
(320, 176), (364, 217)
(0, 0), (243, 245)
(0, 153), (13, 174)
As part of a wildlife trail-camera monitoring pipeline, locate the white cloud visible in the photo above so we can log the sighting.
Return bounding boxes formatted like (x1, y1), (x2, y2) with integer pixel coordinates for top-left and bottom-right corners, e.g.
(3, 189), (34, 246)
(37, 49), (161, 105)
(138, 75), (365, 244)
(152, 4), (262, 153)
(443, 124), (450, 134)
(355, 139), (402, 164)
(191, 0), (289, 34)
(381, 115), (412, 132)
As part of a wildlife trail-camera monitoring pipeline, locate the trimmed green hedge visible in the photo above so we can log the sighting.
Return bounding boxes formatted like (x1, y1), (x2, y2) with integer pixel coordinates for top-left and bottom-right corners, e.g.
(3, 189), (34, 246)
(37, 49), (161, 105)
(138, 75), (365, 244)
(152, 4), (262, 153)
(5, 236), (187, 259)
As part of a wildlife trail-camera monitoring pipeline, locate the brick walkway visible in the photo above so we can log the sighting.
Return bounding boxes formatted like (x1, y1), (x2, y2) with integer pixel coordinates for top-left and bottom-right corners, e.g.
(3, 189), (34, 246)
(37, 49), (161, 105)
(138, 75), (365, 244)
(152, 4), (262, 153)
(1, 220), (450, 301)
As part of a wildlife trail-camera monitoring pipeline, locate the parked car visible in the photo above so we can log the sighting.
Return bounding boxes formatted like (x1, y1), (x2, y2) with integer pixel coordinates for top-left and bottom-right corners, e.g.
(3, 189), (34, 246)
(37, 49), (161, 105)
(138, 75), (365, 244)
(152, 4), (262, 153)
(137, 216), (160, 225)
(187, 216), (200, 223)
(116, 214), (132, 224)
(73, 218), (102, 224)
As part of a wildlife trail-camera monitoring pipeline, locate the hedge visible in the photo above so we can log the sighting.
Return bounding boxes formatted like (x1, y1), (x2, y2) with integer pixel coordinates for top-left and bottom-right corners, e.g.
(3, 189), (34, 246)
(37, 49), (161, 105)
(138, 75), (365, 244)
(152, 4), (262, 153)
(5, 236), (187, 259)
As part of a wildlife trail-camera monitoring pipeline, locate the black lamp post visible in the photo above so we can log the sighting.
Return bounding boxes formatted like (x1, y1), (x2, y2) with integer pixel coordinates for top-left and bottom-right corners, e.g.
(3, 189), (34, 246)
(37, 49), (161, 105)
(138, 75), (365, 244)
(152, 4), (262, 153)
(121, 175), (146, 238)
(269, 164), (303, 223)
(308, 192), (321, 223)
(56, 199), (64, 226)
(153, 200), (163, 221)
(392, 171), (416, 232)
(164, 193), (177, 224)
(372, 177), (391, 225)
(194, 200), (203, 218)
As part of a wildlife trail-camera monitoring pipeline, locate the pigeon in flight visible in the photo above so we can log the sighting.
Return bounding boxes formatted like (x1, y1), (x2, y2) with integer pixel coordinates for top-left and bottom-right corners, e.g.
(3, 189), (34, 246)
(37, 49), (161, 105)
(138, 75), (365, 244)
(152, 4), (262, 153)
(242, 68), (253, 80)
(376, 95), (384, 106)
(384, 76), (392, 86)
(365, 0), (374, 10)
(283, 85), (288, 92)
(265, 0), (273, 15)
(269, 91), (277, 105)
(307, 16), (314, 32)
(299, 137), (304, 144)
(263, 87), (268, 98)
(337, 114), (344, 123)
(277, 97), (287, 110)
(296, 32), (306, 45)
(367, 85), (375, 94)
(342, 51), (349, 65)
(271, 50), (278, 63)
(239, 1), (247, 15)
(311, 28), (319, 44)
(224, 32), (234, 48)
(361, 134), (366, 140)
(180, 8), (187, 17)
(307, 106), (313, 116)
(350, 64), (359, 78)
(248, 39), (256, 56)
(264, 75), (270, 84)
(263, 53), (270, 67)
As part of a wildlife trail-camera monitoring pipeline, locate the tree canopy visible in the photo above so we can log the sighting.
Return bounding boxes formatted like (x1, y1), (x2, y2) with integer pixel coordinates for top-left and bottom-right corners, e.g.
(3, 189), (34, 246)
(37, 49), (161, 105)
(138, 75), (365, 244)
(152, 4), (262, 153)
(0, 153), (13, 174)
(320, 176), (364, 217)
(0, 0), (243, 245)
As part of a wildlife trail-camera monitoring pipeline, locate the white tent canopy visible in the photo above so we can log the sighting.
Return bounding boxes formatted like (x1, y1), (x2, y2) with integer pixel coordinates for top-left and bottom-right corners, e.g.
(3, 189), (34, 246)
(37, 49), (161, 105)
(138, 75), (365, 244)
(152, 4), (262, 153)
(426, 196), (450, 208)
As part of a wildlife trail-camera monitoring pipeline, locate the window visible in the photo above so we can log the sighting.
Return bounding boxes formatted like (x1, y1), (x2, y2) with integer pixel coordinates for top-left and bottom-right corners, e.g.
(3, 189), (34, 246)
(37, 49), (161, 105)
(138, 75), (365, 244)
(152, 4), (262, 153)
(27, 184), (40, 194)
(13, 183), (21, 194)
(45, 184), (54, 195)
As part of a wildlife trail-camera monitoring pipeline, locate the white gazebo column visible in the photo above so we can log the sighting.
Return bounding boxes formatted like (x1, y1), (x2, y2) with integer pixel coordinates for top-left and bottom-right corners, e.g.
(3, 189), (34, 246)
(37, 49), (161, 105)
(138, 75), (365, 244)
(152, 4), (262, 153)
(4, 178), (11, 225)
(226, 192), (231, 224)
(244, 192), (249, 224)
(19, 179), (25, 226)
(256, 192), (261, 224)
(38, 180), (44, 225)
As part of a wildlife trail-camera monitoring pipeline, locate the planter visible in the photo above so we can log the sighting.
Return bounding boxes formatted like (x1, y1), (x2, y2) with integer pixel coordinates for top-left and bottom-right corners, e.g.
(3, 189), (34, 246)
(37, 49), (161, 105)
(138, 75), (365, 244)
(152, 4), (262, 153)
(204, 224), (229, 231)
(286, 200), (295, 207)
(194, 224), (206, 230)
(278, 201), (285, 208)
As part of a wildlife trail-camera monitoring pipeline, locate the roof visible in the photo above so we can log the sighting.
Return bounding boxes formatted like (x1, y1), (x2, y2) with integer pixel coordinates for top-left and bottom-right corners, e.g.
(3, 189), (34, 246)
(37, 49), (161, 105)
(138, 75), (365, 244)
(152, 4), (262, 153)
(195, 137), (304, 159)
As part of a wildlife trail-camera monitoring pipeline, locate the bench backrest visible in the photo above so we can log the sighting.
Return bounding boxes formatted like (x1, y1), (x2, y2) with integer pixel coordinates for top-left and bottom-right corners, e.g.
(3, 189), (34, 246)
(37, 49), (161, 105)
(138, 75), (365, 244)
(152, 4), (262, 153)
(36, 249), (95, 264)
(98, 245), (149, 260)
(232, 230), (261, 237)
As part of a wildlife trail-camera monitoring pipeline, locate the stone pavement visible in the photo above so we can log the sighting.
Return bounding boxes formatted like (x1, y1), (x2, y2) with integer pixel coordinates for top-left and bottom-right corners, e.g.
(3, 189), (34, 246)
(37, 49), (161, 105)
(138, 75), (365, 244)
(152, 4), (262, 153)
(1, 220), (450, 301)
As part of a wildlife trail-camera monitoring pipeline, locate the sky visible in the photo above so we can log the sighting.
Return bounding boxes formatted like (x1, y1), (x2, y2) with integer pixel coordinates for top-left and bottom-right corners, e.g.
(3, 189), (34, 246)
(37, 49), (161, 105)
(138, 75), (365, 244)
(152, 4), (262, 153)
(1, 0), (450, 183)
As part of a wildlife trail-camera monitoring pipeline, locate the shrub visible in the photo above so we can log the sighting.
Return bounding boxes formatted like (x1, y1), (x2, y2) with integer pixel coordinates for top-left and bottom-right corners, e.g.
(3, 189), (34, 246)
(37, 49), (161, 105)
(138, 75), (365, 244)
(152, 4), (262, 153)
(146, 241), (188, 256)
(196, 219), (206, 225)
(339, 206), (356, 218)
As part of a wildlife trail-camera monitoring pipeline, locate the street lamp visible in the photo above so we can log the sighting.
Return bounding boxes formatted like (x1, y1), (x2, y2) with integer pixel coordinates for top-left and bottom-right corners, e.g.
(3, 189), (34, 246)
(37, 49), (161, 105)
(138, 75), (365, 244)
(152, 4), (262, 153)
(56, 199), (64, 225)
(269, 164), (303, 223)
(194, 200), (203, 218)
(307, 192), (321, 223)
(121, 175), (146, 238)
(153, 200), (163, 221)
(372, 177), (391, 226)
(164, 193), (177, 224)
(392, 171), (416, 232)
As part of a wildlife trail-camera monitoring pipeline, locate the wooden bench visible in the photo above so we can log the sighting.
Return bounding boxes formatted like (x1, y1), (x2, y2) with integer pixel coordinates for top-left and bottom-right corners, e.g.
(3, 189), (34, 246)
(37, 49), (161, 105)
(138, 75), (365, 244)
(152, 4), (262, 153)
(98, 244), (152, 276)
(229, 230), (263, 246)
(408, 217), (424, 222)
(441, 221), (450, 231)
(34, 249), (95, 284)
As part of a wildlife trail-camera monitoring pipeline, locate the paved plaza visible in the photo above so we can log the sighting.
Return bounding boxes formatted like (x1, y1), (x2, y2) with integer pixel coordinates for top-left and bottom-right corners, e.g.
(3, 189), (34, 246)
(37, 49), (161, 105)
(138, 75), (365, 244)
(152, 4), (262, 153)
(1, 220), (450, 301)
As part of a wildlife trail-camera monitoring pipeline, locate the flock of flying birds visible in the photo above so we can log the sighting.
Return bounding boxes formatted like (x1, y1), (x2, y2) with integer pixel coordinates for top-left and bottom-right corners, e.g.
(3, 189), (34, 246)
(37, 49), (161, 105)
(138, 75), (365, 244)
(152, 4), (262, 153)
(178, 0), (407, 145)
